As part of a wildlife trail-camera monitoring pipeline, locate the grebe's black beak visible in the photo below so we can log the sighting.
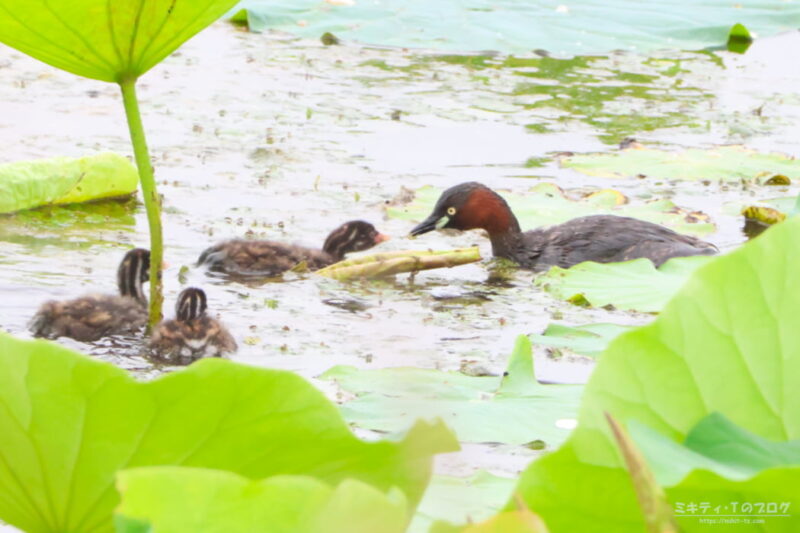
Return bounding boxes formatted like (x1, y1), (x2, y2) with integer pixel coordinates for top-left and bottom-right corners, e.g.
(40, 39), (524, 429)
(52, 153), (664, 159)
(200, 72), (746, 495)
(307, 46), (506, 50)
(409, 213), (448, 237)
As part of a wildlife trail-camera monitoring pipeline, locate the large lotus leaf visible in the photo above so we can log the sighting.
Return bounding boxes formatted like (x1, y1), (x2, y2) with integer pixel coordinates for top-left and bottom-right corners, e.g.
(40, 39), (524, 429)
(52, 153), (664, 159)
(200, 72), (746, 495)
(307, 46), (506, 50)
(723, 197), (795, 219)
(0, 0), (239, 82)
(0, 153), (138, 214)
(463, 512), (549, 533)
(630, 413), (800, 485)
(683, 414), (800, 473)
(529, 323), (633, 358)
(114, 467), (408, 533)
(229, 0), (800, 56)
(321, 336), (582, 447)
(430, 503), (549, 533)
(411, 471), (516, 533)
(0, 334), (457, 533)
(388, 183), (713, 236)
(506, 214), (800, 532)
(440, 510), (550, 533)
(535, 255), (714, 313)
(666, 469), (800, 531)
(628, 414), (800, 531)
(561, 145), (800, 182)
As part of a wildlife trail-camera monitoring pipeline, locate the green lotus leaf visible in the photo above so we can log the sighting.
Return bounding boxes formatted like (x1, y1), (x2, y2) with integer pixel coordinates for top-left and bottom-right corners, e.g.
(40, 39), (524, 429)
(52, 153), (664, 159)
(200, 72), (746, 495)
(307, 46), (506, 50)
(529, 323), (633, 359)
(561, 145), (800, 182)
(388, 183), (713, 237)
(321, 336), (582, 447)
(727, 23), (753, 54)
(535, 255), (714, 313)
(0, 153), (138, 214)
(506, 215), (800, 531)
(723, 197), (795, 217)
(411, 471), (516, 533)
(630, 413), (800, 486)
(114, 467), (408, 533)
(0, 334), (457, 533)
(0, 0), (239, 82)
(431, 505), (550, 533)
(666, 468), (800, 531)
(628, 414), (800, 531)
(230, 0), (800, 56)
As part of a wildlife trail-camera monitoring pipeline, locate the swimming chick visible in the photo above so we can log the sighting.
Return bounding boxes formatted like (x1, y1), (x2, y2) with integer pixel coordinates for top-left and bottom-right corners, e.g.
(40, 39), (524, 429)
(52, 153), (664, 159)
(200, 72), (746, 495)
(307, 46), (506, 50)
(29, 248), (150, 341)
(197, 220), (389, 278)
(149, 287), (237, 365)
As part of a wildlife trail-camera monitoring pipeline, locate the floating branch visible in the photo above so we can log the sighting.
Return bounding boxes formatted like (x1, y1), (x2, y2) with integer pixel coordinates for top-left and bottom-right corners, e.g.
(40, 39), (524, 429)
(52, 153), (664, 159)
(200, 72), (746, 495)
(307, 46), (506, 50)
(316, 247), (482, 281)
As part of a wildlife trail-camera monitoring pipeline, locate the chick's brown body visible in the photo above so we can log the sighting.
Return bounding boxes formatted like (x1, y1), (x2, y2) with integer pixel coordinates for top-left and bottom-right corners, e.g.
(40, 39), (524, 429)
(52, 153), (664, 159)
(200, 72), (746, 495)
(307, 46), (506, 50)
(150, 315), (237, 365)
(197, 220), (388, 278)
(199, 239), (335, 277)
(31, 295), (147, 342)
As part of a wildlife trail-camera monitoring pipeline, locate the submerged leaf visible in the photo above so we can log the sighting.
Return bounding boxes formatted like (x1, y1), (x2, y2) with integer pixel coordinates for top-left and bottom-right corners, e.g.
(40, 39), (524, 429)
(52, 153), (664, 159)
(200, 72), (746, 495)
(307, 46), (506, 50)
(0, 198), (137, 250)
(0, 153), (138, 214)
(0, 334), (457, 533)
(412, 471), (516, 533)
(0, 0), (240, 82)
(529, 323), (633, 358)
(536, 256), (713, 313)
(115, 467), (408, 533)
(561, 145), (800, 182)
(321, 335), (582, 446)
(724, 196), (795, 218)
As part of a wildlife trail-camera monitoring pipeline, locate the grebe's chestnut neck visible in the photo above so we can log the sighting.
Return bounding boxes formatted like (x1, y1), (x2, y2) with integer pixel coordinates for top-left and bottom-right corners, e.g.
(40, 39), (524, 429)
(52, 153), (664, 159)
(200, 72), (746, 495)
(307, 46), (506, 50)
(409, 182), (522, 256)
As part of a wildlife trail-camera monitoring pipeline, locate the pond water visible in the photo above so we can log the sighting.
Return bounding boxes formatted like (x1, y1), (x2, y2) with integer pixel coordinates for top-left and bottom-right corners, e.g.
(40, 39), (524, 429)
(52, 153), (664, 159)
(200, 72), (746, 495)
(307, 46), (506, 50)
(1, 21), (800, 530)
